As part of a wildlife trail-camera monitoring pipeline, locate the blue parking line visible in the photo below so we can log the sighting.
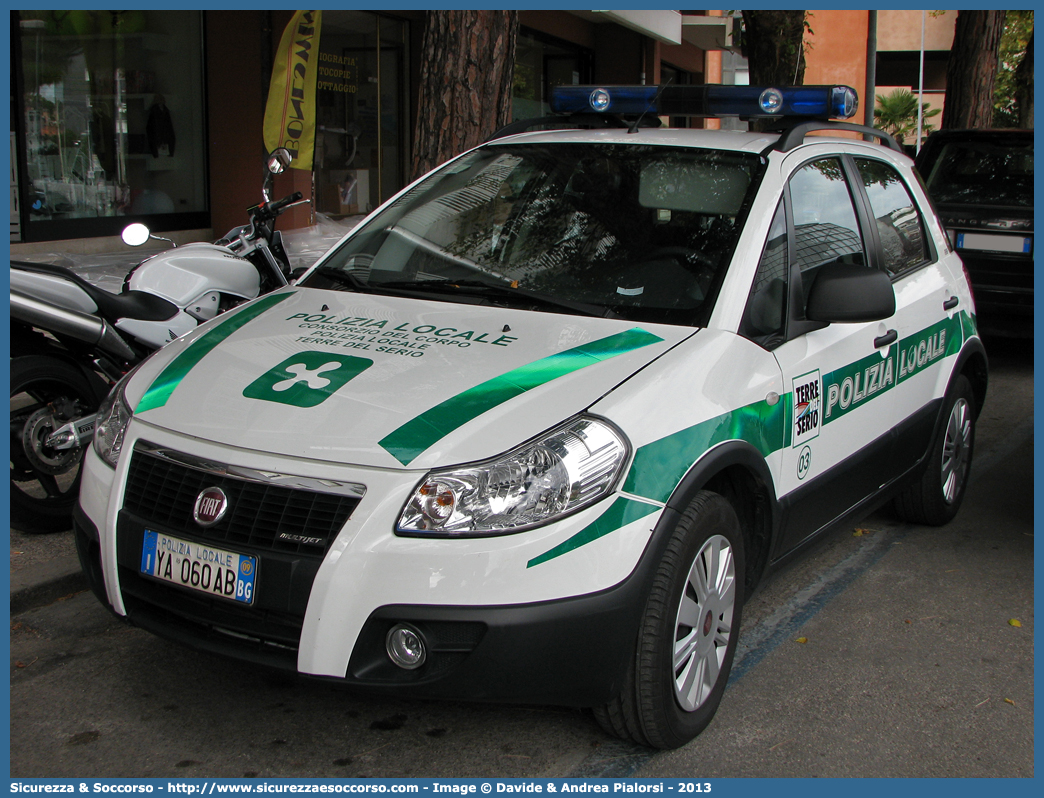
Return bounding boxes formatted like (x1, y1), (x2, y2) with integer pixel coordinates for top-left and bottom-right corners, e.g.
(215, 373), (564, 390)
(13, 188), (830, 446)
(729, 529), (900, 682)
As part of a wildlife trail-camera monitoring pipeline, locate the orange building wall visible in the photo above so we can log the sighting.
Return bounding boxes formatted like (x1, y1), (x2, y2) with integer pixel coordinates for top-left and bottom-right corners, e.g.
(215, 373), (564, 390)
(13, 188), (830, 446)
(803, 10), (869, 100)
(803, 10), (951, 142)
(878, 10), (956, 52)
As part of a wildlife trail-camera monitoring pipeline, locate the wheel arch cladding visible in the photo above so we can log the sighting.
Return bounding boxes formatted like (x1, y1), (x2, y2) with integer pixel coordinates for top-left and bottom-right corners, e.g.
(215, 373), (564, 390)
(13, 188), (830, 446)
(955, 339), (988, 419)
(664, 441), (778, 596)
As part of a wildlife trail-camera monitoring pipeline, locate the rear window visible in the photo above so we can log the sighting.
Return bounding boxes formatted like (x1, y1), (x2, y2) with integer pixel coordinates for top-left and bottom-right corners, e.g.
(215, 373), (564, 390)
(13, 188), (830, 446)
(922, 137), (1033, 207)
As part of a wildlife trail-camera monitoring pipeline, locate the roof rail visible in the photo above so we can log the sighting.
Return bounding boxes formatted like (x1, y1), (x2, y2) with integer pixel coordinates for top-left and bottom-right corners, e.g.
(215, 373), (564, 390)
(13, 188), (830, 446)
(486, 115), (903, 156)
(485, 113), (659, 142)
(767, 121), (903, 155)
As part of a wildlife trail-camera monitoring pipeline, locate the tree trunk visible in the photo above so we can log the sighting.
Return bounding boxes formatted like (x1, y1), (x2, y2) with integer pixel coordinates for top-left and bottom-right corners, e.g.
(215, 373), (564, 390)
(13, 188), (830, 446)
(411, 10), (518, 181)
(942, 10), (1004, 129)
(741, 10), (807, 85)
(1015, 31), (1033, 128)
(741, 10), (807, 131)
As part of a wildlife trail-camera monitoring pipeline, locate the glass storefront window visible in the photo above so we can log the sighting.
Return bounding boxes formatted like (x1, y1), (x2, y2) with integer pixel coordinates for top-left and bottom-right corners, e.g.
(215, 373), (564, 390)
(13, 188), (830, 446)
(312, 12), (408, 220)
(15, 10), (207, 241)
(512, 30), (591, 121)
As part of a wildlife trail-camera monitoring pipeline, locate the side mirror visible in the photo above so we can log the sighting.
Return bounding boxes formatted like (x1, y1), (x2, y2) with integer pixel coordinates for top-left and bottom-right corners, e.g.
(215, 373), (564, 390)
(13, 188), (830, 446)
(267, 147), (293, 175)
(806, 262), (895, 323)
(263, 147), (294, 202)
(121, 222), (176, 249)
(121, 222), (152, 247)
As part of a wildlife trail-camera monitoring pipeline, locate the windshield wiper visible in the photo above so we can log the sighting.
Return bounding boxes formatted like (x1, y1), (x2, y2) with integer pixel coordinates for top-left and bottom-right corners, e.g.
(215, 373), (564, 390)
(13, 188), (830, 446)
(308, 269), (619, 319)
(374, 278), (620, 319)
(309, 266), (372, 292)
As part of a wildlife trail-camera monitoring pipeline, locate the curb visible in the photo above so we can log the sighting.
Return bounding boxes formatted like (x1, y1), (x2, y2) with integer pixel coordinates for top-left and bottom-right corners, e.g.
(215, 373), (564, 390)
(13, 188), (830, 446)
(10, 554), (89, 615)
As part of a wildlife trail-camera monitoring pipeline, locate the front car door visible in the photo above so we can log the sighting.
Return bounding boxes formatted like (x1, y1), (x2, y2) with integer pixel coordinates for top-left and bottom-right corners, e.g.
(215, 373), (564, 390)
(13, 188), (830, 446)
(743, 151), (900, 556)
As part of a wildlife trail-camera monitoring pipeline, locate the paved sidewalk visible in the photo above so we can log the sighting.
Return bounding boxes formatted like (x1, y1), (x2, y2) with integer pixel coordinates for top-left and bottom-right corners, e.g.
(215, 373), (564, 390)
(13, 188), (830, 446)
(10, 528), (86, 615)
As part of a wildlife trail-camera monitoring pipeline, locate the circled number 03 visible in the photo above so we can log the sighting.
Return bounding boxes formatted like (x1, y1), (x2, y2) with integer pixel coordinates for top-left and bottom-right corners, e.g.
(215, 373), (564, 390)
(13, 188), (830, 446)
(797, 445), (812, 480)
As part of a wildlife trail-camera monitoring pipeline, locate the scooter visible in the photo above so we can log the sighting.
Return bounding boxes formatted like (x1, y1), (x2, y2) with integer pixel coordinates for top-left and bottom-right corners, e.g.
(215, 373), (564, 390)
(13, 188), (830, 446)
(10, 148), (306, 534)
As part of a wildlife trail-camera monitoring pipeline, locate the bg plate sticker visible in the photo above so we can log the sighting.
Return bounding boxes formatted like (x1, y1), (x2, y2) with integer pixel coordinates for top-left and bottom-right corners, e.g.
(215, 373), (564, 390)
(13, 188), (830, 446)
(243, 351), (373, 407)
(792, 369), (821, 446)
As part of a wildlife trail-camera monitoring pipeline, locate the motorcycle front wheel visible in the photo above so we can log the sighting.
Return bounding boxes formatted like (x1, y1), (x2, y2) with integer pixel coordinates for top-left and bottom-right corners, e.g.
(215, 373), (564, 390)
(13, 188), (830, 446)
(10, 356), (107, 534)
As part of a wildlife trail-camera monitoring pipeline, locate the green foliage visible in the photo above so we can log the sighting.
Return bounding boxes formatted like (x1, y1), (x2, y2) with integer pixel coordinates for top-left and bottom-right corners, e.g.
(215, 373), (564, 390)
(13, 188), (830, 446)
(874, 89), (940, 146)
(994, 10), (1033, 127)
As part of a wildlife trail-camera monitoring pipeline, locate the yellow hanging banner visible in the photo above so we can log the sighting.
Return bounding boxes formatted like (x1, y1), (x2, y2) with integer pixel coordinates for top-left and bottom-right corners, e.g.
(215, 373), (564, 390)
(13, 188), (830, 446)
(263, 10), (322, 171)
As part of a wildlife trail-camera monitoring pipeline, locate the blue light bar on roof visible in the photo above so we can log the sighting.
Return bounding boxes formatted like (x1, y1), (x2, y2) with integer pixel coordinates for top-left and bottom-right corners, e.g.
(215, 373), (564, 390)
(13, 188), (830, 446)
(550, 84), (859, 120)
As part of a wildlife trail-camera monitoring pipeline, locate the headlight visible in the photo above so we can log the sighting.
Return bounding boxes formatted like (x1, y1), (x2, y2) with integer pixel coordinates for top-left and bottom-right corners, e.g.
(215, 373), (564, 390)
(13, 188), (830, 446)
(397, 416), (629, 536)
(93, 368), (137, 468)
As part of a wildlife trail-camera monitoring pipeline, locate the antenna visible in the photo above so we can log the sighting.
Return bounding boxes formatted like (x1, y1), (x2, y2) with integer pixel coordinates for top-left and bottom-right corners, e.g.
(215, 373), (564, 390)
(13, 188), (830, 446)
(628, 78), (673, 134)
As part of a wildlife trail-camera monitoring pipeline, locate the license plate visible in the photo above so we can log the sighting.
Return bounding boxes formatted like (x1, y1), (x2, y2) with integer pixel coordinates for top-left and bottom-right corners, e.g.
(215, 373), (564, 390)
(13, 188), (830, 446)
(140, 530), (257, 604)
(956, 232), (1032, 254)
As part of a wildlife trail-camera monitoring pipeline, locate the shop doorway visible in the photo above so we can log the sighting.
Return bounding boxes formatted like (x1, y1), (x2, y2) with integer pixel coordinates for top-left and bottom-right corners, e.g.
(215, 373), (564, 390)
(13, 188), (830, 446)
(312, 12), (408, 221)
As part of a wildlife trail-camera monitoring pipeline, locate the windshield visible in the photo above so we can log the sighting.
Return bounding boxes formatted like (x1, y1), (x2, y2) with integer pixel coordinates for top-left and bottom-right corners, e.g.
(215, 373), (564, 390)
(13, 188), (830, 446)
(923, 136), (1033, 207)
(303, 142), (763, 326)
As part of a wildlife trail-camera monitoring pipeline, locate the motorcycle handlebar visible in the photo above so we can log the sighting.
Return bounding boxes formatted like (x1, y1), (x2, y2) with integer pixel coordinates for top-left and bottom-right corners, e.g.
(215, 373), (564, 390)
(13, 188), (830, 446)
(248, 191), (305, 225)
(267, 191), (304, 215)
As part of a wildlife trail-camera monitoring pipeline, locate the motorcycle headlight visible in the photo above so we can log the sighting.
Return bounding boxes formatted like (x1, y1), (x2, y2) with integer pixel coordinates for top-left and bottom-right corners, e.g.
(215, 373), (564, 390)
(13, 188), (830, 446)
(397, 416), (629, 537)
(93, 369), (137, 468)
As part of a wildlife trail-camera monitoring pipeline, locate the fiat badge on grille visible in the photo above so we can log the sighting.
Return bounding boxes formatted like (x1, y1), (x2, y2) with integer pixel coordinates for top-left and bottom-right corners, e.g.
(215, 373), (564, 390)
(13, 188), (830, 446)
(194, 487), (229, 527)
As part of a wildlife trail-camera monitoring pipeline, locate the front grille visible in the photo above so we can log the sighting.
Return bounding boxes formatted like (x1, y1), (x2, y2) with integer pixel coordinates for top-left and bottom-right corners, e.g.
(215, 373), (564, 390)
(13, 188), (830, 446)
(117, 447), (365, 661)
(123, 448), (362, 556)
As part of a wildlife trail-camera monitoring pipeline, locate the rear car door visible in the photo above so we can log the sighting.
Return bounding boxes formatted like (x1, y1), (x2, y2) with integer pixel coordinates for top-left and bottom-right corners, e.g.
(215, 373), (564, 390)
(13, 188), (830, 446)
(850, 155), (964, 472)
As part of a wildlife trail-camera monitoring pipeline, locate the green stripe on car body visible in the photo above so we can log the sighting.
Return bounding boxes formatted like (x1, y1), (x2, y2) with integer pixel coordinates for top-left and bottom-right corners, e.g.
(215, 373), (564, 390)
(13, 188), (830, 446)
(136, 292), (295, 414)
(531, 396), (791, 565)
(622, 395), (791, 505)
(379, 327), (665, 466)
(527, 496), (661, 568)
(822, 313), (965, 425)
(962, 309), (978, 341)
(533, 313), (976, 565)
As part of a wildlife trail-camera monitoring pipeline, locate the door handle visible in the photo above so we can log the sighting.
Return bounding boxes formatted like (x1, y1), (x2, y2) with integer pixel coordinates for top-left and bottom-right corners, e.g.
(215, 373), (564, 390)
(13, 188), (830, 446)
(874, 329), (898, 348)
(943, 296), (959, 311)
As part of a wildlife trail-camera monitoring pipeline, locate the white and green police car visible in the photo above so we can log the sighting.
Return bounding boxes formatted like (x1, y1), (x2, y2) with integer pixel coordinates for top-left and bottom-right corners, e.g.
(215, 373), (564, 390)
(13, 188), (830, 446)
(76, 85), (987, 749)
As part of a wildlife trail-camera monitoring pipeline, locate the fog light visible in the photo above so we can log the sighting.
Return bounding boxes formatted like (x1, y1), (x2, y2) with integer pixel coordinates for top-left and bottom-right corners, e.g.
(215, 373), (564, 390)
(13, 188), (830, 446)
(386, 624), (426, 670)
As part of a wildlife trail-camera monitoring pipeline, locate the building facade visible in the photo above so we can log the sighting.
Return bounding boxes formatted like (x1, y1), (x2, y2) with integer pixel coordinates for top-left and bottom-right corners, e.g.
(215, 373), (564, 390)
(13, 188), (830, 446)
(9, 9), (959, 257)
(10, 9), (739, 255)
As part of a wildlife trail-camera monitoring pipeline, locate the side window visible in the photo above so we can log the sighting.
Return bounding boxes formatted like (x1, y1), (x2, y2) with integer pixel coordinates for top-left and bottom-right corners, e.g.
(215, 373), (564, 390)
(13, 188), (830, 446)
(854, 158), (930, 276)
(788, 158), (868, 312)
(741, 201), (788, 348)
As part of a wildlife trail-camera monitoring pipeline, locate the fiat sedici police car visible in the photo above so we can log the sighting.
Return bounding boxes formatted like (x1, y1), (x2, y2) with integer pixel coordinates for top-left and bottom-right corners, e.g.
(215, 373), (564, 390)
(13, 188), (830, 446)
(77, 85), (986, 749)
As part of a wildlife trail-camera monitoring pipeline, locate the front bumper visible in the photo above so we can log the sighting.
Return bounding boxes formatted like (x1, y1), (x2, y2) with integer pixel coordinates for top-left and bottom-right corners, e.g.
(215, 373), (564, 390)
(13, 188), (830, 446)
(75, 499), (659, 706)
(76, 425), (666, 706)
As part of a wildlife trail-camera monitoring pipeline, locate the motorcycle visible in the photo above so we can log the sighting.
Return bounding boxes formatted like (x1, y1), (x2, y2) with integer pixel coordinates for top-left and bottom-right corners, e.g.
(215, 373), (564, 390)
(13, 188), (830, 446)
(10, 147), (306, 534)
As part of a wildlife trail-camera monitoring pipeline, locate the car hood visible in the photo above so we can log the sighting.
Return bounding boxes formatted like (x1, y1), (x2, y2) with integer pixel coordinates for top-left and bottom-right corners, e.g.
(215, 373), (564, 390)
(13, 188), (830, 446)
(126, 288), (694, 470)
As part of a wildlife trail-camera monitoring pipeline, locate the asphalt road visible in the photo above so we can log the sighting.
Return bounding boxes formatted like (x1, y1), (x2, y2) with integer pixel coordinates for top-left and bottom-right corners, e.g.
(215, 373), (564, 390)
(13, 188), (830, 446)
(9, 336), (1033, 779)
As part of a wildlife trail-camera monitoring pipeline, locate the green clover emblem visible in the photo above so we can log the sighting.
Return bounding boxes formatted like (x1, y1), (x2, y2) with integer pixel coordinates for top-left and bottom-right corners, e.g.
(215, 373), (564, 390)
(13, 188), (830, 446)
(243, 351), (373, 407)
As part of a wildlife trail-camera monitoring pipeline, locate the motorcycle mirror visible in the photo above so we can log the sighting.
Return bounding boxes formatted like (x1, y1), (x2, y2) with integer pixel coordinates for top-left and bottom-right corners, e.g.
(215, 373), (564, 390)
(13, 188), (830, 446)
(122, 223), (152, 247)
(267, 147), (293, 175)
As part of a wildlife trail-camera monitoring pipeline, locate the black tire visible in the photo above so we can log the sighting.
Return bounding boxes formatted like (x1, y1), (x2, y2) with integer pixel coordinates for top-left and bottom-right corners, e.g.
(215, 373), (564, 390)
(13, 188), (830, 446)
(596, 490), (745, 749)
(10, 356), (107, 534)
(894, 374), (975, 526)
